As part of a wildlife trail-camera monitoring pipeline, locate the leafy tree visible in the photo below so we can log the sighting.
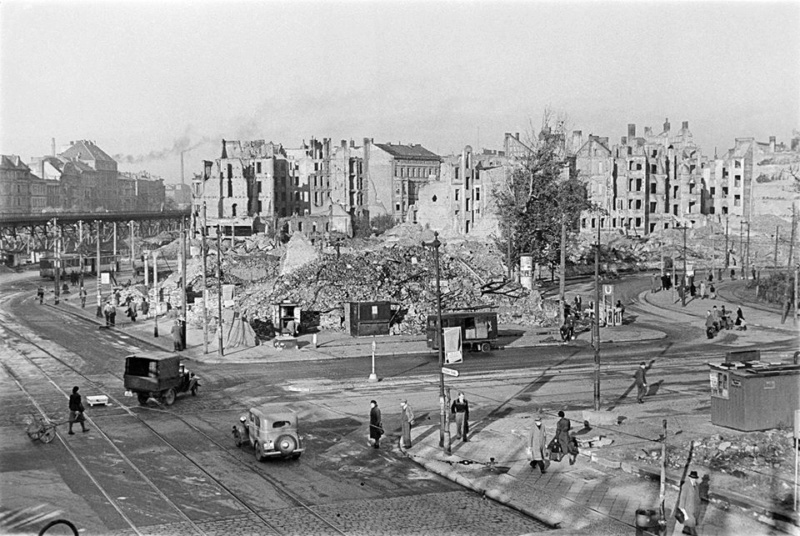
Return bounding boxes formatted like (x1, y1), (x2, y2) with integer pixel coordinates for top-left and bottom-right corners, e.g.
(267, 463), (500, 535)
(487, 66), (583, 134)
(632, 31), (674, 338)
(493, 114), (593, 273)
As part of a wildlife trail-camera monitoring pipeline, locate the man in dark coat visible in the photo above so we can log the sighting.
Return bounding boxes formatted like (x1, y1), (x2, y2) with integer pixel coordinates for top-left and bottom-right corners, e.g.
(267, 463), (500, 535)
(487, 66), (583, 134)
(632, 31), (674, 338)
(171, 320), (183, 351)
(451, 392), (469, 442)
(37, 286), (45, 304)
(555, 411), (572, 462)
(634, 362), (648, 404)
(68, 386), (88, 434)
(369, 400), (383, 449)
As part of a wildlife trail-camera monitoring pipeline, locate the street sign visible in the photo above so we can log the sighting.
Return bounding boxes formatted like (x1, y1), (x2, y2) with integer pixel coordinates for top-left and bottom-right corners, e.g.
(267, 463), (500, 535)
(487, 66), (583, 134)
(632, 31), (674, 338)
(441, 367), (459, 377)
(603, 284), (614, 295)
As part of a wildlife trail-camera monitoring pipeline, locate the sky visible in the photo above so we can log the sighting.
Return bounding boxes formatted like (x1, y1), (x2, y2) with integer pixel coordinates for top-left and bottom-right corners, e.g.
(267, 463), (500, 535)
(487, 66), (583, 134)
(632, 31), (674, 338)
(1, 0), (799, 183)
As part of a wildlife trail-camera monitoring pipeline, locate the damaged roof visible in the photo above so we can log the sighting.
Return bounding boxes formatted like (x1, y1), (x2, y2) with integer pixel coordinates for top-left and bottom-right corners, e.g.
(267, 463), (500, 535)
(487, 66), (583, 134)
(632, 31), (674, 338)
(59, 140), (116, 163)
(374, 143), (440, 161)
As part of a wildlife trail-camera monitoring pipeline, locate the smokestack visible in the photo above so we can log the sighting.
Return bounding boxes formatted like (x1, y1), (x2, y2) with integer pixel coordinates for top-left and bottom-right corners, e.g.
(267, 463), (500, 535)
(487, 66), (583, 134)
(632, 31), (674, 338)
(663, 118), (670, 133)
(51, 138), (56, 156)
(181, 151), (185, 185)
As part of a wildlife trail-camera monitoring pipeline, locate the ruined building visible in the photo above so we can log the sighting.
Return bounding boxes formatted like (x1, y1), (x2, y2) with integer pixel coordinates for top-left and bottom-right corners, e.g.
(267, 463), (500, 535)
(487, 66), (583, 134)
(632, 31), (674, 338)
(363, 140), (441, 223)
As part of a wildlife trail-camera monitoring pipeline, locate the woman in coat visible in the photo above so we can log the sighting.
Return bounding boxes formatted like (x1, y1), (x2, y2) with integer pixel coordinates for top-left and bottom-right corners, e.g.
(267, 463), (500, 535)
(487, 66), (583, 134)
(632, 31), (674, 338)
(451, 392), (469, 442)
(555, 411), (571, 456)
(369, 400), (383, 449)
(528, 416), (547, 473)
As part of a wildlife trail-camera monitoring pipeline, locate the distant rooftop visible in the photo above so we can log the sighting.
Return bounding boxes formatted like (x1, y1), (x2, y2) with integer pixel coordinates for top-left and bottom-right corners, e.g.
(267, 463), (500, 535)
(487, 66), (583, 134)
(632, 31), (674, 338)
(374, 143), (440, 161)
(59, 140), (116, 163)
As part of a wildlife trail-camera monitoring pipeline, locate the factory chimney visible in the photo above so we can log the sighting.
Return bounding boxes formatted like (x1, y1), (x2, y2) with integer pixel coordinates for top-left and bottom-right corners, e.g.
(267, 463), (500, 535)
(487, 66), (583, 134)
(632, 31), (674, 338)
(181, 151), (185, 185)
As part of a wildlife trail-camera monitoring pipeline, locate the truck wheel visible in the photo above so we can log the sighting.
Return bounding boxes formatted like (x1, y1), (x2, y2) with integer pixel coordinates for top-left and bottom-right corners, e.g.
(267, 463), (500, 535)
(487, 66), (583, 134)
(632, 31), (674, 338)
(162, 388), (176, 406)
(277, 435), (297, 456)
(137, 393), (149, 405)
(255, 442), (265, 462)
(480, 342), (491, 353)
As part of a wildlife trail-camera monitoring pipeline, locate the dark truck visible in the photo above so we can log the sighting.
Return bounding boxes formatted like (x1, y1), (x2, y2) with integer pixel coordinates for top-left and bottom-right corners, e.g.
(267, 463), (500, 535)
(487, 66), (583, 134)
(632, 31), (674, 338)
(426, 311), (498, 353)
(124, 352), (199, 406)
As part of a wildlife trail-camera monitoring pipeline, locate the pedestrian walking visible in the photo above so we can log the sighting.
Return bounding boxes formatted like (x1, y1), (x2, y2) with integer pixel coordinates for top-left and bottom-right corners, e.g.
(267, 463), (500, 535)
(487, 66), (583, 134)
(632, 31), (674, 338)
(171, 320), (183, 351)
(126, 301), (137, 322)
(37, 286), (45, 304)
(103, 301), (114, 327)
(68, 386), (89, 434)
(109, 302), (116, 326)
(555, 411), (571, 461)
(79, 286), (87, 308)
(141, 298), (150, 318)
(634, 362), (648, 403)
(675, 470), (702, 535)
(369, 400), (383, 449)
(451, 392), (469, 442)
(400, 400), (414, 449)
(528, 415), (547, 473)
(699, 281), (706, 299)
(709, 283), (716, 299)
(705, 310), (716, 339)
(735, 307), (747, 331)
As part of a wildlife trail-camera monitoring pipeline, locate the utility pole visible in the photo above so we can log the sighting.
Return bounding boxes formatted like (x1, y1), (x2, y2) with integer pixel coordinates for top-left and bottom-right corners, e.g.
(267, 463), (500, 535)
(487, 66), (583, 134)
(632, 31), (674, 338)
(675, 223), (688, 307)
(775, 226), (780, 269)
(202, 203), (208, 354)
(782, 204), (797, 324)
(180, 217), (187, 350)
(659, 419), (667, 533)
(217, 225), (224, 357)
(593, 218), (601, 411)
(746, 221), (751, 280)
(724, 216), (729, 278)
(153, 250), (159, 338)
(559, 218), (567, 326)
(424, 232), (449, 453)
(53, 219), (60, 305)
(95, 220), (102, 318)
(130, 220), (135, 270)
(740, 220), (744, 277)
(113, 222), (117, 269)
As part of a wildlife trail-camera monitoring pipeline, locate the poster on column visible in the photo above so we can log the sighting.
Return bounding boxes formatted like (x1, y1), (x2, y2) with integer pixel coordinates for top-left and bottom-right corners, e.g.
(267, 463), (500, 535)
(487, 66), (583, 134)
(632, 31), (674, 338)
(443, 327), (463, 364)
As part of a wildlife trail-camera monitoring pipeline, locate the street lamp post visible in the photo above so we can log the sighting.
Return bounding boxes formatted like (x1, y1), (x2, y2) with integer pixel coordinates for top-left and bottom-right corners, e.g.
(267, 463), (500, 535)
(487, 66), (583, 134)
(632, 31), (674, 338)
(676, 222), (688, 307)
(593, 217), (601, 411)
(423, 231), (450, 453)
(153, 250), (159, 338)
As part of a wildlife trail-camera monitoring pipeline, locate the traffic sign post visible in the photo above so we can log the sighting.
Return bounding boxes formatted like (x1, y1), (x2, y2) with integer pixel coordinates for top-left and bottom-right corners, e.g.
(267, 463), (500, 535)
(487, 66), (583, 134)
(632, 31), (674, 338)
(441, 367), (459, 377)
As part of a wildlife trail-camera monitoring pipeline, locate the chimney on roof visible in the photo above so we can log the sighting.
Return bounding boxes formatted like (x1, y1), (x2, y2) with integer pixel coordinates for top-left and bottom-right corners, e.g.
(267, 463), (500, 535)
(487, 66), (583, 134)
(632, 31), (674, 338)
(515, 132), (520, 140)
(350, 139), (355, 148)
(769, 136), (776, 153)
(682, 121), (689, 130)
(663, 118), (670, 133)
(600, 137), (609, 146)
(51, 138), (56, 157)
(180, 152), (185, 185)
(621, 136), (627, 145)
(341, 139), (347, 148)
(628, 124), (636, 138)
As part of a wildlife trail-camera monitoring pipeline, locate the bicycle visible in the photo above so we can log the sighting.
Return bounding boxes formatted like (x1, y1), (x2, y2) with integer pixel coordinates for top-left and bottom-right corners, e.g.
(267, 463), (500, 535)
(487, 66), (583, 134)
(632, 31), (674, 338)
(25, 415), (63, 444)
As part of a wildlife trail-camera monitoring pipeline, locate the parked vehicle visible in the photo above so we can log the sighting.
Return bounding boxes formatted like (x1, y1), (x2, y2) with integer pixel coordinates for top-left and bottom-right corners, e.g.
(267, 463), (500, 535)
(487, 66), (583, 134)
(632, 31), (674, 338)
(232, 404), (304, 461)
(123, 352), (199, 406)
(426, 311), (498, 352)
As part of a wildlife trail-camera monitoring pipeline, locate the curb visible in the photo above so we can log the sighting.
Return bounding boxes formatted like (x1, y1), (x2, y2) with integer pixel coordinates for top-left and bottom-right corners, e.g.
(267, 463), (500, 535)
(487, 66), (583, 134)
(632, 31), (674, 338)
(398, 436), (564, 530)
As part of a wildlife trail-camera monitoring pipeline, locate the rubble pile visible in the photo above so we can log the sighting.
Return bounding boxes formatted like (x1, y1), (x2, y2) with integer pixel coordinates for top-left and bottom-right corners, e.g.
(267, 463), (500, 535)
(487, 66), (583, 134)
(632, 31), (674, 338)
(632, 430), (796, 506)
(237, 238), (551, 334)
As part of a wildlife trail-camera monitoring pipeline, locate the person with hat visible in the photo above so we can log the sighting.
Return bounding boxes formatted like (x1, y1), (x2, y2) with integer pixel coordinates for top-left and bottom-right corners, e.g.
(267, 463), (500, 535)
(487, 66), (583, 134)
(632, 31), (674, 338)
(675, 470), (702, 535)
(634, 362), (648, 403)
(400, 400), (415, 449)
(369, 400), (383, 449)
(67, 386), (89, 435)
(528, 415), (548, 474)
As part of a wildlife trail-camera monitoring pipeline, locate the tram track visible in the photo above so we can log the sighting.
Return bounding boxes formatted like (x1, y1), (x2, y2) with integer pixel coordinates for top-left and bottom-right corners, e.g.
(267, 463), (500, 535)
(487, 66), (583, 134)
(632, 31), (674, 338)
(0, 314), (349, 536)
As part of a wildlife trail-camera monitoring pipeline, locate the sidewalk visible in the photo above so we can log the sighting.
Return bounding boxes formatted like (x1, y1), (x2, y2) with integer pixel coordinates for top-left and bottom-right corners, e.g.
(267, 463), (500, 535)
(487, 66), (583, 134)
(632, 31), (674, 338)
(49, 274), (668, 365)
(402, 400), (800, 536)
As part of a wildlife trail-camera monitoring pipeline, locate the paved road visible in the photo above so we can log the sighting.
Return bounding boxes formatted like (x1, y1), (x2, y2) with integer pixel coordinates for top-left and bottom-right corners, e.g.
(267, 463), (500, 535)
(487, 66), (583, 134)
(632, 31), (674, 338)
(0, 279), (548, 536)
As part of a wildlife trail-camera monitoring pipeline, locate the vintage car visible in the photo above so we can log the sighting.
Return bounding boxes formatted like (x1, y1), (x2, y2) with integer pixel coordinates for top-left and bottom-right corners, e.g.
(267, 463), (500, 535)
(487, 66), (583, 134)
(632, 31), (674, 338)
(232, 404), (304, 461)
(124, 352), (199, 406)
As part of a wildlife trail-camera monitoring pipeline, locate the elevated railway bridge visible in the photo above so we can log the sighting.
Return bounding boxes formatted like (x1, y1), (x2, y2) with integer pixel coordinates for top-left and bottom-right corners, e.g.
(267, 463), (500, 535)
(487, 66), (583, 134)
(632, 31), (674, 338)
(0, 210), (190, 266)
